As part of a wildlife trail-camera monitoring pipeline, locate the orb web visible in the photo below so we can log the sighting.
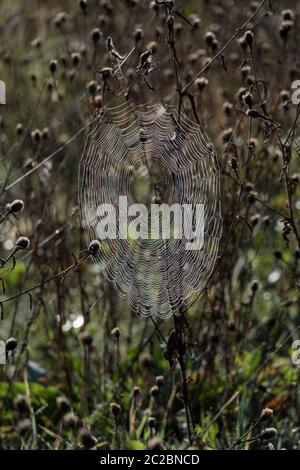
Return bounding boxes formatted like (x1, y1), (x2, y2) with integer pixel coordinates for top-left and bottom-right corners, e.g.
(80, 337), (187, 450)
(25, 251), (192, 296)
(79, 99), (222, 319)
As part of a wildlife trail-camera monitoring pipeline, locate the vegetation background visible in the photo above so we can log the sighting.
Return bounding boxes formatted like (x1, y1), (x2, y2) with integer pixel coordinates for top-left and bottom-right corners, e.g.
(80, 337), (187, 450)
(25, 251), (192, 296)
(0, 0), (300, 450)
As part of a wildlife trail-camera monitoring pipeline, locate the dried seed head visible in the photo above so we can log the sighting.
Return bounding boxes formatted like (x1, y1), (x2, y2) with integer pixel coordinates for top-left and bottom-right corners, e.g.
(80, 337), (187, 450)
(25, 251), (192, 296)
(222, 128), (233, 144)
(205, 31), (216, 46)
(195, 77), (209, 90)
(99, 67), (113, 81)
(31, 129), (42, 143)
(6, 337), (18, 352)
(260, 407), (274, 422)
(31, 37), (42, 48)
(9, 199), (24, 214)
(139, 352), (153, 369)
(155, 375), (164, 387)
(15, 236), (30, 250)
(79, 0), (88, 11)
(223, 102), (233, 116)
(148, 436), (164, 450)
(71, 52), (81, 67)
(246, 109), (260, 118)
(16, 123), (24, 136)
(147, 41), (158, 55)
(79, 330), (93, 346)
(78, 428), (97, 449)
(54, 12), (67, 28)
(148, 417), (156, 429)
(150, 385), (159, 397)
(49, 59), (58, 74)
(56, 396), (71, 413)
(279, 21), (294, 40)
(273, 249), (282, 260)
(13, 394), (29, 413)
(237, 87), (247, 101)
(88, 239), (100, 255)
(281, 9), (294, 21)
(94, 95), (102, 108)
(17, 419), (32, 435)
(149, 0), (159, 11)
(110, 402), (121, 416)
(134, 27), (144, 42)
(91, 28), (101, 44)
(111, 327), (120, 339)
(280, 89), (291, 102)
(244, 30), (254, 47)
(42, 127), (49, 140)
(250, 279), (259, 292)
(86, 80), (97, 95)
(260, 427), (277, 441)
(132, 386), (141, 398)
(62, 412), (78, 428)
(243, 92), (253, 108)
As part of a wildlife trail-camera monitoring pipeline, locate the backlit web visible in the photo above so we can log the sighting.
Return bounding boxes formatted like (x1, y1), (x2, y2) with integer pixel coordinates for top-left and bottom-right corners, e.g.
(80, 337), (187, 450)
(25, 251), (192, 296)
(79, 98), (222, 319)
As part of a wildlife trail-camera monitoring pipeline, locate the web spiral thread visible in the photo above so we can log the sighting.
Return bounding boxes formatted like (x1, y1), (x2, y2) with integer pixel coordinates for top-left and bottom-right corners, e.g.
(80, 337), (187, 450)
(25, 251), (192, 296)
(79, 99), (222, 319)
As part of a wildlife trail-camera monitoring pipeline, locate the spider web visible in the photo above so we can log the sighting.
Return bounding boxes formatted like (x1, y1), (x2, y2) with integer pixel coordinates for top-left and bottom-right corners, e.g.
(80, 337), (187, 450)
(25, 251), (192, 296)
(79, 98), (222, 319)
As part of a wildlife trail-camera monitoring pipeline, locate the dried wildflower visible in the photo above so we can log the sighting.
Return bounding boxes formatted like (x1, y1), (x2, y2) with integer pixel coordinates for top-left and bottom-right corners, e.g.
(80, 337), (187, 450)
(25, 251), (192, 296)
(13, 394), (28, 413)
(223, 102), (233, 116)
(17, 419), (32, 435)
(280, 89), (291, 103)
(222, 128), (233, 144)
(56, 396), (71, 413)
(147, 41), (158, 55)
(148, 436), (164, 450)
(156, 375), (164, 387)
(260, 407), (274, 422)
(31, 37), (42, 48)
(49, 60), (58, 74)
(110, 402), (121, 416)
(62, 412), (78, 428)
(111, 327), (120, 339)
(94, 95), (102, 108)
(244, 30), (254, 47)
(139, 352), (153, 369)
(31, 129), (42, 143)
(132, 386), (141, 398)
(42, 127), (49, 140)
(246, 109), (260, 118)
(54, 12), (67, 28)
(91, 28), (101, 44)
(281, 9), (294, 21)
(86, 80), (97, 95)
(279, 21), (294, 41)
(260, 427), (277, 441)
(79, 0), (88, 12)
(243, 92), (253, 108)
(150, 385), (159, 397)
(250, 279), (259, 292)
(78, 428), (97, 449)
(148, 417), (156, 429)
(79, 330), (93, 346)
(88, 239), (100, 255)
(6, 337), (18, 352)
(9, 199), (24, 214)
(134, 27), (144, 42)
(71, 52), (81, 67)
(149, 0), (159, 11)
(205, 31), (216, 47)
(196, 77), (209, 90)
(16, 123), (24, 136)
(15, 236), (30, 250)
